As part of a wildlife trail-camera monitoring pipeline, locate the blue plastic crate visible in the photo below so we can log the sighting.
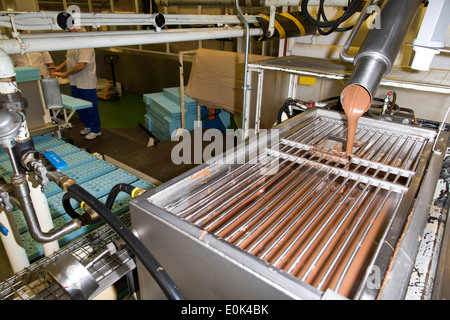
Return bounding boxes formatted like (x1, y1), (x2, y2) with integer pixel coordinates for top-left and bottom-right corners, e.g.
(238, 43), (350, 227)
(61, 94), (93, 111)
(44, 160), (116, 197)
(147, 92), (196, 120)
(33, 134), (66, 151)
(0, 133), (66, 163)
(144, 114), (152, 131)
(15, 66), (41, 83)
(162, 87), (197, 108)
(60, 150), (99, 172)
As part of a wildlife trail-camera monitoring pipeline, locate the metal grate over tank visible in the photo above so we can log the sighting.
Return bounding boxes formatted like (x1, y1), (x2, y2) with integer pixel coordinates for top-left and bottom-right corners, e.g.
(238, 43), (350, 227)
(134, 108), (444, 299)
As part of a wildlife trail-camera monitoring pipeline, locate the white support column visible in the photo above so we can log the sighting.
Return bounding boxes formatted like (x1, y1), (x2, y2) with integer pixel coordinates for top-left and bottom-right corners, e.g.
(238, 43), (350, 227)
(27, 175), (60, 256)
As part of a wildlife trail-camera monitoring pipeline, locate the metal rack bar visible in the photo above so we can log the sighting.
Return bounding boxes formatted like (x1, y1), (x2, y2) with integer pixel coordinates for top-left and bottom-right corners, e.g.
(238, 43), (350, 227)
(201, 154), (309, 230)
(177, 144), (302, 223)
(220, 162), (328, 240)
(170, 140), (287, 216)
(246, 168), (342, 255)
(227, 165), (332, 244)
(299, 181), (371, 281)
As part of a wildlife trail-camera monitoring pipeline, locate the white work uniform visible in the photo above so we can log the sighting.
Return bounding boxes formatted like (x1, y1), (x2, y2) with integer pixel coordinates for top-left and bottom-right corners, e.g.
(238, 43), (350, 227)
(10, 52), (53, 79)
(66, 48), (97, 90)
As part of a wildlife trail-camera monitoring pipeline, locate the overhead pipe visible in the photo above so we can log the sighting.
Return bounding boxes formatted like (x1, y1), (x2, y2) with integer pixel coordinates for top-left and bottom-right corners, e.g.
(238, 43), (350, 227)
(164, 13), (259, 25)
(339, 0), (423, 155)
(0, 27), (264, 54)
(340, 0), (423, 102)
(0, 1), (351, 50)
(0, 11), (260, 31)
(0, 11), (166, 31)
(155, 0), (349, 6)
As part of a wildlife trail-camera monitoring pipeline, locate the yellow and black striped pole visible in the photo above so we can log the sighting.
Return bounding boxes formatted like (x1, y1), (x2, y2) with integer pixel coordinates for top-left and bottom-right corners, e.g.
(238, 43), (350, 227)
(254, 12), (316, 41)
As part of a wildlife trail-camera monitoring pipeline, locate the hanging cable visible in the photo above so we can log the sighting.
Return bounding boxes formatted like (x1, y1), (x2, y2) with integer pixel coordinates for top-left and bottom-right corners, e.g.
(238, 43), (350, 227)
(301, 0), (363, 35)
(316, 0), (356, 35)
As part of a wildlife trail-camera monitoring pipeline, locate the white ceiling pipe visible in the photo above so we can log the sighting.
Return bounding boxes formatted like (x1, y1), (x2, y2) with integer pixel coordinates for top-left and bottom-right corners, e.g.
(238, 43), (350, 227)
(164, 14), (259, 25)
(78, 14), (260, 26)
(3, 11), (259, 24)
(19, 29), (168, 38)
(264, 0), (349, 6)
(18, 25), (252, 39)
(0, 27), (264, 54)
(0, 12), (259, 31)
(156, 0), (348, 6)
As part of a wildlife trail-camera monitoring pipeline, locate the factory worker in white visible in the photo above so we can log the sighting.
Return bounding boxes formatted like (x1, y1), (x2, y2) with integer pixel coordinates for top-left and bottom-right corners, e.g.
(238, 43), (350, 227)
(54, 27), (101, 140)
(10, 51), (56, 79)
(10, 30), (56, 79)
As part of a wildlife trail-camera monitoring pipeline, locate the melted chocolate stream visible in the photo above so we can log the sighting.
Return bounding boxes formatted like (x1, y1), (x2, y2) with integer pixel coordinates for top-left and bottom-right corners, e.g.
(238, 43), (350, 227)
(341, 85), (371, 154)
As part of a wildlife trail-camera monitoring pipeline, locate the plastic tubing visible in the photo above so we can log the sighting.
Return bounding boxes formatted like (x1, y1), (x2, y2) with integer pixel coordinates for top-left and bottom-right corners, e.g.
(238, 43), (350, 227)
(104, 183), (137, 210)
(300, 0), (362, 28)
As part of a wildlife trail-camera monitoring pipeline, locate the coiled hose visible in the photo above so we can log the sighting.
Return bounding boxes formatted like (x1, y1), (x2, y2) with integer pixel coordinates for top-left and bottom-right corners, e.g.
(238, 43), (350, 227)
(62, 183), (185, 300)
(277, 99), (308, 124)
(301, 0), (363, 34)
(104, 183), (138, 210)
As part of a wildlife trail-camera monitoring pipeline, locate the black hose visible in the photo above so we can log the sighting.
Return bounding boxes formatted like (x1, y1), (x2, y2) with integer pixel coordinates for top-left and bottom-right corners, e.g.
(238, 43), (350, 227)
(301, 0), (363, 29)
(66, 183), (185, 300)
(277, 99), (297, 124)
(316, 0), (360, 35)
(62, 191), (84, 220)
(105, 183), (136, 210)
(318, 2), (353, 33)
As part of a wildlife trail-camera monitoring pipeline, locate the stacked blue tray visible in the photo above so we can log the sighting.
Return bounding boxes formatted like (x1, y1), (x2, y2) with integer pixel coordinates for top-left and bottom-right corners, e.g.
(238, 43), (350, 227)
(14, 66), (41, 83)
(143, 87), (198, 141)
(1, 134), (156, 262)
(61, 94), (93, 111)
(217, 109), (231, 129)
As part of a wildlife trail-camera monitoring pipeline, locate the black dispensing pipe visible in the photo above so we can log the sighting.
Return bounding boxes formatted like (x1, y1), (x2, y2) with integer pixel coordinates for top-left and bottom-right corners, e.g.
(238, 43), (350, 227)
(64, 183), (185, 300)
(104, 183), (137, 210)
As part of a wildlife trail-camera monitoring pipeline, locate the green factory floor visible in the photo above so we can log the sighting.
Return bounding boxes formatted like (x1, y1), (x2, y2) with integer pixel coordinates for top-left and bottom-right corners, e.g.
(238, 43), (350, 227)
(98, 91), (146, 129)
(64, 91), (214, 183)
